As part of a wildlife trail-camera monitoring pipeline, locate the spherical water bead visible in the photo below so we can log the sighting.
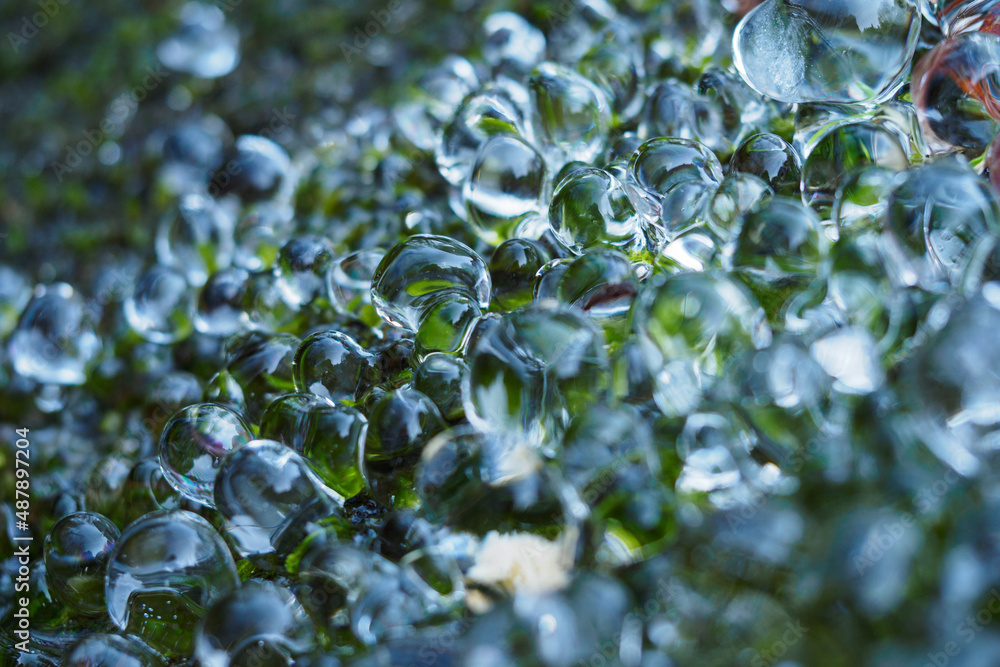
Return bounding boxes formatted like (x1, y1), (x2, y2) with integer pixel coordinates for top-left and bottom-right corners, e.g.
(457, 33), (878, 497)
(294, 539), (436, 646)
(211, 135), (292, 202)
(640, 81), (723, 149)
(8, 283), (100, 386)
(911, 33), (1000, 152)
(364, 387), (446, 463)
(706, 173), (773, 244)
(83, 455), (133, 522)
(532, 257), (575, 302)
(579, 24), (644, 119)
(801, 122), (909, 216)
(258, 392), (367, 497)
(415, 427), (561, 531)
(414, 293), (482, 358)
(560, 403), (654, 491)
(730, 197), (830, 308)
(240, 270), (298, 331)
(124, 265), (195, 345)
(413, 353), (468, 422)
(327, 248), (384, 318)
(696, 67), (775, 154)
(555, 249), (639, 341)
(196, 267), (250, 336)
(733, 0), (920, 104)
(123, 458), (181, 523)
(156, 193), (235, 287)
(631, 271), (772, 416)
(436, 87), (531, 186)
(649, 0), (726, 67)
(161, 119), (226, 184)
(463, 134), (547, 245)
(658, 231), (722, 275)
(371, 235), (491, 331)
(731, 197), (830, 287)
(463, 303), (609, 438)
(489, 239), (550, 312)
(548, 167), (643, 253)
(483, 11), (547, 76)
(43, 512), (119, 616)
(276, 235), (335, 309)
(529, 62), (611, 164)
(214, 440), (343, 558)
(234, 203), (295, 272)
(292, 330), (375, 403)
(195, 581), (315, 667)
(202, 369), (247, 413)
(156, 1), (239, 78)
(415, 55), (481, 124)
(729, 133), (801, 197)
(832, 166), (900, 233)
(883, 159), (1000, 288)
(105, 510), (239, 657)
(226, 331), (300, 421)
(626, 137), (724, 244)
(158, 402), (253, 507)
(898, 290), (1000, 470)
(373, 336), (417, 386)
(64, 634), (165, 667)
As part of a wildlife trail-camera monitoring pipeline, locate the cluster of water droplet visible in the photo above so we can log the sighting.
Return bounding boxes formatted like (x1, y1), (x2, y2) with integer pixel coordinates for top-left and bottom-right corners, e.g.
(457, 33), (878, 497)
(10, 0), (1000, 664)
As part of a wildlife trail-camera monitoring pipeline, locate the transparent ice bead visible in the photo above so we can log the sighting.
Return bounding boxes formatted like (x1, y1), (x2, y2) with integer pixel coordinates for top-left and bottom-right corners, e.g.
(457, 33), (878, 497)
(105, 510), (239, 657)
(156, 1), (240, 79)
(483, 11), (547, 76)
(464, 134), (547, 245)
(158, 402), (253, 507)
(911, 33), (1000, 152)
(733, 0), (921, 104)
(214, 439), (343, 558)
(488, 238), (551, 311)
(8, 283), (101, 386)
(554, 248), (640, 338)
(124, 265), (195, 345)
(414, 292), (483, 358)
(529, 62), (611, 164)
(639, 80), (723, 148)
(728, 133), (802, 198)
(195, 580), (315, 667)
(211, 135), (292, 202)
(195, 267), (250, 336)
(413, 353), (468, 422)
(370, 235), (491, 331)
(626, 137), (724, 245)
(463, 303), (609, 438)
(882, 159), (1000, 288)
(548, 167), (643, 253)
(631, 271), (772, 416)
(275, 235), (335, 309)
(364, 386), (446, 463)
(435, 86), (532, 187)
(327, 248), (384, 316)
(292, 330), (375, 403)
(801, 121), (909, 216)
(155, 193), (235, 287)
(259, 392), (368, 497)
(43, 511), (119, 616)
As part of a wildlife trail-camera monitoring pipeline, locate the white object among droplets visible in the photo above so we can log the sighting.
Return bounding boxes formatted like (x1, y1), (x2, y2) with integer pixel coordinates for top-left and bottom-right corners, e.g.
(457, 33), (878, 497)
(466, 531), (572, 598)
